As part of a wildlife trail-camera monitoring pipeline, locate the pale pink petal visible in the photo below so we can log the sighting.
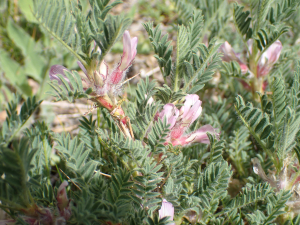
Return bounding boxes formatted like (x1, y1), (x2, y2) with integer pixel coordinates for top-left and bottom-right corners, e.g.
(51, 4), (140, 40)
(220, 41), (239, 62)
(183, 100), (202, 125)
(122, 30), (132, 68)
(131, 37), (138, 59)
(158, 104), (179, 129)
(120, 31), (138, 71)
(159, 199), (175, 224)
(108, 31), (138, 85)
(240, 64), (249, 74)
(185, 125), (220, 144)
(49, 65), (70, 84)
(99, 61), (108, 80)
(180, 94), (200, 118)
(257, 40), (282, 77)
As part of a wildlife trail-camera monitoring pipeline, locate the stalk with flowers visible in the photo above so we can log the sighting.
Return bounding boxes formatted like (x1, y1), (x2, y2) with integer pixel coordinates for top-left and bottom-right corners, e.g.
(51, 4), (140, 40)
(1, 0), (300, 224)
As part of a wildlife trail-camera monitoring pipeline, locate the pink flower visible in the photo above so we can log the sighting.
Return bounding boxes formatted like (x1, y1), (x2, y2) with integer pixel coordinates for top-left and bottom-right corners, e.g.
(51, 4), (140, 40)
(49, 30), (138, 100)
(108, 30), (138, 85)
(220, 40), (282, 77)
(257, 40), (282, 77)
(220, 41), (249, 74)
(159, 199), (175, 225)
(56, 181), (71, 221)
(156, 95), (219, 146)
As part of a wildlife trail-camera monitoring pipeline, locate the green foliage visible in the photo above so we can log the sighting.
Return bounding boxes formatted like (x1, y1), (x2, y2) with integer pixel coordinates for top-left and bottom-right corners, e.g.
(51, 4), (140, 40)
(268, 0), (300, 24)
(143, 22), (173, 77)
(144, 10), (221, 93)
(182, 40), (221, 94)
(220, 183), (277, 222)
(193, 160), (232, 223)
(35, 0), (131, 67)
(48, 70), (93, 102)
(172, 0), (229, 39)
(147, 117), (170, 153)
(228, 126), (251, 177)
(34, 0), (84, 63)
(0, 95), (41, 147)
(235, 95), (273, 147)
(246, 189), (291, 224)
(233, 3), (253, 40)
(127, 78), (162, 140)
(55, 133), (98, 185)
(155, 84), (186, 104)
(255, 24), (289, 52)
(0, 138), (37, 208)
(92, 14), (131, 64)
(235, 63), (300, 170)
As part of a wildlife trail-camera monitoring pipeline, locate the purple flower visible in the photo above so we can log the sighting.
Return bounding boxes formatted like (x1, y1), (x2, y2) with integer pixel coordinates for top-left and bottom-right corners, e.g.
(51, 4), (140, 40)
(159, 199), (175, 225)
(156, 94), (219, 146)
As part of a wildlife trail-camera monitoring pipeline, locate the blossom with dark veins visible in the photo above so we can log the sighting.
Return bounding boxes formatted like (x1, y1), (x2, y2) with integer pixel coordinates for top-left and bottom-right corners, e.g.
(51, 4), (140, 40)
(156, 94), (219, 146)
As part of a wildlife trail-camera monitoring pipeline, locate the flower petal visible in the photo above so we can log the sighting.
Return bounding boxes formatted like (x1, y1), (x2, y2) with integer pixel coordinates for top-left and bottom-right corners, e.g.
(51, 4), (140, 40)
(159, 199), (175, 223)
(185, 125), (219, 144)
(158, 104), (179, 129)
(183, 99), (202, 126)
(180, 94), (199, 118)
(120, 30), (138, 71)
(257, 40), (282, 77)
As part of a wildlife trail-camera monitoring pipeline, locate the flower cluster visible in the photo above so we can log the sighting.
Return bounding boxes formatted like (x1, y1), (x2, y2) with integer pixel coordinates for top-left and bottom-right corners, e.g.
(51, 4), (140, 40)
(49, 30), (138, 112)
(156, 94), (219, 146)
(220, 40), (282, 92)
(49, 31), (138, 139)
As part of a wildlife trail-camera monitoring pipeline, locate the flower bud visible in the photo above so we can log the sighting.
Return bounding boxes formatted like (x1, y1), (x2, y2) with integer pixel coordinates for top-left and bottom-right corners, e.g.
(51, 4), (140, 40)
(220, 41), (248, 74)
(57, 181), (69, 211)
